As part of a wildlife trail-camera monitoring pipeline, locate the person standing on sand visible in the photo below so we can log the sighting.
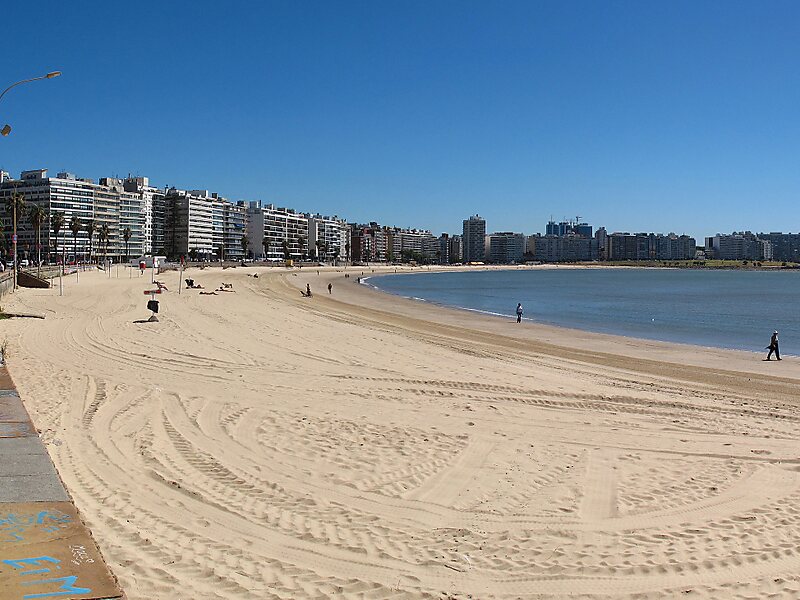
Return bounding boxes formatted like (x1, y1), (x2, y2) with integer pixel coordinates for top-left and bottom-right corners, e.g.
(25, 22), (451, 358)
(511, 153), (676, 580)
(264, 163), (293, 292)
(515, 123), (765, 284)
(328, 282), (332, 294)
(766, 330), (781, 360)
(516, 303), (523, 323)
(306, 283), (312, 297)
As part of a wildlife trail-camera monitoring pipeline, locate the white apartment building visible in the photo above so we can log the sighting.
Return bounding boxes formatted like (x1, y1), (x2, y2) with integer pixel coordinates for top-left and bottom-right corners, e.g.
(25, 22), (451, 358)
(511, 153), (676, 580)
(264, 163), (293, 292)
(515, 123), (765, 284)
(246, 202), (309, 261)
(308, 214), (350, 262)
(123, 176), (162, 256)
(1, 169), (100, 262)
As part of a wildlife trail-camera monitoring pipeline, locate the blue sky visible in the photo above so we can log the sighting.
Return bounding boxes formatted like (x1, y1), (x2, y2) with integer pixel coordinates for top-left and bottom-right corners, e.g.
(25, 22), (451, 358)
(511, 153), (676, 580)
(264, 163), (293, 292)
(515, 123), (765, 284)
(2, 0), (799, 241)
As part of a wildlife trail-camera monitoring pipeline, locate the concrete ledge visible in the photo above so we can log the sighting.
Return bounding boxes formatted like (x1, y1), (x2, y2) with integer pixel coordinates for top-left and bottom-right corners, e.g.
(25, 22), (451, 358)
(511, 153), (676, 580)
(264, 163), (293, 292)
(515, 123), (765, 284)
(0, 366), (123, 600)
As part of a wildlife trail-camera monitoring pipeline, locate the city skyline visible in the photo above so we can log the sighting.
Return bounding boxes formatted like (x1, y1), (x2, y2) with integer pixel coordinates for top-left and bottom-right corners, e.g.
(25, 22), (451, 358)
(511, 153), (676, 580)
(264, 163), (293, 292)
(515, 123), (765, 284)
(4, 2), (800, 242)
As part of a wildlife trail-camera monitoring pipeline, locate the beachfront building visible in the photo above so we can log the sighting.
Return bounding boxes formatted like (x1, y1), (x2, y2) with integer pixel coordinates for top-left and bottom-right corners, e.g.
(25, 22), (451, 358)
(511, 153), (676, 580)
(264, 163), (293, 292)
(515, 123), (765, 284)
(0, 169), (112, 263)
(438, 234), (450, 264)
(308, 214), (350, 263)
(385, 227), (439, 262)
(161, 189), (245, 261)
(604, 232), (696, 262)
(462, 214), (486, 263)
(223, 202), (247, 260)
(245, 202), (309, 262)
(98, 177), (150, 261)
(527, 234), (598, 262)
(756, 232), (800, 263)
(349, 223), (388, 263)
(706, 233), (771, 261)
(123, 176), (162, 257)
(448, 234), (463, 264)
(486, 232), (525, 263)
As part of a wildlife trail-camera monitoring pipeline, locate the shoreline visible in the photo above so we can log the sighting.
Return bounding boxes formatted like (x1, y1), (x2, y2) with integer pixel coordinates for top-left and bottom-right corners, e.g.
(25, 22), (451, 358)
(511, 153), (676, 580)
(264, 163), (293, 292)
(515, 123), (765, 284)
(359, 267), (796, 357)
(285, 265), (800, 390)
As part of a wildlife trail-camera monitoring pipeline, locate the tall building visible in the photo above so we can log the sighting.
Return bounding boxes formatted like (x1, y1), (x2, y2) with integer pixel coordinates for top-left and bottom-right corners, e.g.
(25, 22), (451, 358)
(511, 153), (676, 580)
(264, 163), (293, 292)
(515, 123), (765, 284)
(486, 232), (525, 263)
(758, 233), (800, 263)
(707, 233), (770, 261)
(448, 234), (463, 264)
(0, 169), (157, 263)
(245, 202), (309, 261)
(350, 223), (388, 263)
(308, 214), (350, 262)
(462, 214), (486, 263)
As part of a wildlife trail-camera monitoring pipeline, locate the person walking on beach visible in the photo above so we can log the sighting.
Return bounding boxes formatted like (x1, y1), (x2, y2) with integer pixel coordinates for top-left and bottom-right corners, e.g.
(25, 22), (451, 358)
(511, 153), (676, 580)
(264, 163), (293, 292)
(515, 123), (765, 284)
(516, 303), (523, 323)
(766, 330), (781, 361)
(306, 283), (312, 297)
(327, 282), (332, 294)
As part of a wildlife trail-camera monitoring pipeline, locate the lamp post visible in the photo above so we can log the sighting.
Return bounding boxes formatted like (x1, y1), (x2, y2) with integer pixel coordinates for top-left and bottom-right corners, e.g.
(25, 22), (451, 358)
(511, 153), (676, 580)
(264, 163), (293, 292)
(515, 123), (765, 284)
(0, 71), (61, 137)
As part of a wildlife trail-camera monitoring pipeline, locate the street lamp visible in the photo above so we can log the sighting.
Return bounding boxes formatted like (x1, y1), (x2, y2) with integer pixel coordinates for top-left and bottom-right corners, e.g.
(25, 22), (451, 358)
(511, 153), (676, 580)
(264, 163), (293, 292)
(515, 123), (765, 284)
(0, 71), (62, 136)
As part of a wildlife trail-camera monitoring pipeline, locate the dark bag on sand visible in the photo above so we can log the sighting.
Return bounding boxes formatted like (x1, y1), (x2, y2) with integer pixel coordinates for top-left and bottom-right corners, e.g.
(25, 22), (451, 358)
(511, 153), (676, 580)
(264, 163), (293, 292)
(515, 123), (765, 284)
(147, 300), (159, 313)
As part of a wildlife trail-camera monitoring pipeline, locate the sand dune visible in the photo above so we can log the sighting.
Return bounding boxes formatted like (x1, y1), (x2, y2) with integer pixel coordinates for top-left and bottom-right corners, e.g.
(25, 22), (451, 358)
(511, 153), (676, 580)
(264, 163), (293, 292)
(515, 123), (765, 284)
(3, 266), (800, 599)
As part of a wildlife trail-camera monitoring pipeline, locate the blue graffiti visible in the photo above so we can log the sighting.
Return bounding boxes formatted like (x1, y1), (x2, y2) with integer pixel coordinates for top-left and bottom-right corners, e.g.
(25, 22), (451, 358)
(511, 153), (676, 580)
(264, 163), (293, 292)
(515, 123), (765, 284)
(2, 557), (92, 598)
(21, 576), (92, 598)
(0, 511), (72, 543)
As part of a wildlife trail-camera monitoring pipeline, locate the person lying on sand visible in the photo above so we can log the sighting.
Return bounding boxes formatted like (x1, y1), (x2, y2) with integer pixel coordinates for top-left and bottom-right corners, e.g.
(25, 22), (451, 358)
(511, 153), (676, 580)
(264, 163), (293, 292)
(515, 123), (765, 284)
(199, 291), (217, 295)
(216, 287), (236, 293)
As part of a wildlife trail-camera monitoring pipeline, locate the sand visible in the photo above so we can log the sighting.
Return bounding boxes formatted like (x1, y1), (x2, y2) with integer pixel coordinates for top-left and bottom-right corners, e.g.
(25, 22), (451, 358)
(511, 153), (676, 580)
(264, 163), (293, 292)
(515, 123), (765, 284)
(2, 265), (800, 599)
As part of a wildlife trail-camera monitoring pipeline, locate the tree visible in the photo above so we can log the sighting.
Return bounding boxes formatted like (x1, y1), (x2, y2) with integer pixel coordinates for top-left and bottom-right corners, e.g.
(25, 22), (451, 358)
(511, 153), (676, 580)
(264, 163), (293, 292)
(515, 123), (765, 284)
(296, 234), (305, 260)
(281, 239), (291, 263)
(122, 226), (132, 262)
(98, 223), (110, 266)
(50, 211), (65, 265)
(69, 216), (81, 264)
(28, 205), (48, 275)
(5, 191), (25, 284)
(240, 234), (249, 258)
(345, 239), (350, 264)
(84, 219), (95, 264)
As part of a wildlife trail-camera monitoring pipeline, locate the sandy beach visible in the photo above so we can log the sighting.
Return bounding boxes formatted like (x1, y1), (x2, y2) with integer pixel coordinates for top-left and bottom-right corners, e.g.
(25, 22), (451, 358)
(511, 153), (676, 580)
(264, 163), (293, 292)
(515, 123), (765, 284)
(3, 265), (800, 599)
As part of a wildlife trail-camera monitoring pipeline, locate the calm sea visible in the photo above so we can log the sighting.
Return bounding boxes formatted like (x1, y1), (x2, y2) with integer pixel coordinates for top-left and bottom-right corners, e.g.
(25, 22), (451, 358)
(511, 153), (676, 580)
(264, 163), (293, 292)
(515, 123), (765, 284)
(369, 268), (799, 354)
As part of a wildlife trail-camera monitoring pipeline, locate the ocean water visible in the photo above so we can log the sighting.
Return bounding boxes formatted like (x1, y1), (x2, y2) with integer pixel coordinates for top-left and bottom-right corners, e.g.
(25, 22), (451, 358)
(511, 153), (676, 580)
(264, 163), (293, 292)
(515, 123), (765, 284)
(369, 268), (800, 354)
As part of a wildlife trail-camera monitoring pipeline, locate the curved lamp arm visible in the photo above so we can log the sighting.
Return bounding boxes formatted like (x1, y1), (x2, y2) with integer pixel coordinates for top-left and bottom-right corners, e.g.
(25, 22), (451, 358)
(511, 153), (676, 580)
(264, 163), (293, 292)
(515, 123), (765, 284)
(0, 71), (61, 104)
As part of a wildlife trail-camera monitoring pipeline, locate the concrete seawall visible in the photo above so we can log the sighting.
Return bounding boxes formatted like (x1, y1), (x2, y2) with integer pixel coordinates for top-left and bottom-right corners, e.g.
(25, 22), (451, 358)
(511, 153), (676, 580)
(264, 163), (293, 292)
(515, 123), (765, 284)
(0, 363), (124, 600)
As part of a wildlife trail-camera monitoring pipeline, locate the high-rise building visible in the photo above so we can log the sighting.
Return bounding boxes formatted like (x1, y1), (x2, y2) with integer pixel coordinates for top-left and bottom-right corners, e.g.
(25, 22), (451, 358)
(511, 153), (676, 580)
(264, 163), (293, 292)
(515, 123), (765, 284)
(757, 233), (800, 263)
(707, 233), (770, 261)
(245, 202), (309, 261)
(308, 214), (350, 263)
(0, 169), (155, 263)
(486, 232), (525, 263)
(462, 214), (486, 263)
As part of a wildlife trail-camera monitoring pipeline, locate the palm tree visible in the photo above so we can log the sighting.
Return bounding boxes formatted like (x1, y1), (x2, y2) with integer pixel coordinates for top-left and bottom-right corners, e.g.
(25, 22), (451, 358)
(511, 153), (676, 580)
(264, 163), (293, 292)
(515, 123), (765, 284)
(4, 191), (25, 287)
(122, 227), (132, 262)
(69, 216), (81, 266)
(50, 211), (65, 265)
(281, 239), (290, 263)
(345, 239), (351, 264)
(84, 219), (95, 264)
(28, 205), (48, 276)
(240, 234), (249, 259)
(296, 234), (305, 261)
(98, 223), (110, 266)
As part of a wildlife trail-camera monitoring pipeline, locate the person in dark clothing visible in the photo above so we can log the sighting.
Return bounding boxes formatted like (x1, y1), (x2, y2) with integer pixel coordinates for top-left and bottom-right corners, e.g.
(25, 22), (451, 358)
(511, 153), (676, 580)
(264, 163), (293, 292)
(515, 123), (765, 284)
(516, 303), (523, 323)
(327, 283), (332, 294)
(766, 330), (781, 360)
(306, 283), (312, 297)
